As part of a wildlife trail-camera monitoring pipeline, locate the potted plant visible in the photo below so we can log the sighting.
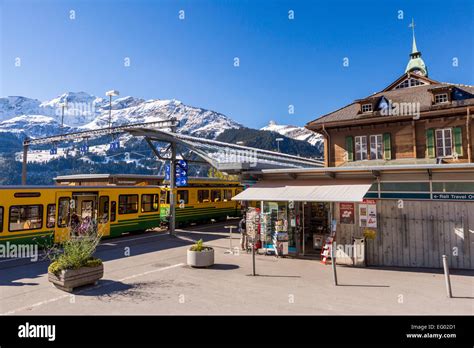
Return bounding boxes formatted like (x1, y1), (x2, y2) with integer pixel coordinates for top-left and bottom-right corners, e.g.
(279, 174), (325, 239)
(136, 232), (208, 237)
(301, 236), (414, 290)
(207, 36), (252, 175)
(187, 239), (214, 268)
(47, 223), (103, 292)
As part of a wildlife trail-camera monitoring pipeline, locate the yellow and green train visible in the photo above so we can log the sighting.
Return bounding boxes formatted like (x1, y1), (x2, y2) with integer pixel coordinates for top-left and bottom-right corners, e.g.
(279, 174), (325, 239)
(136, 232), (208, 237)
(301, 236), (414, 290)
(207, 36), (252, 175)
(0, 179), (243, 245)
(159, 178), (243, 226)
(0, 185), (162, 245)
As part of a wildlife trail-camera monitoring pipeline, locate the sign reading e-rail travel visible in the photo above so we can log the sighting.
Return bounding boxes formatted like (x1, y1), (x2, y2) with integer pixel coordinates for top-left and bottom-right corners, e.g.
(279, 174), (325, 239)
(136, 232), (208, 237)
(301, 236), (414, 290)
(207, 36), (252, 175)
(432, 193), (474, 201)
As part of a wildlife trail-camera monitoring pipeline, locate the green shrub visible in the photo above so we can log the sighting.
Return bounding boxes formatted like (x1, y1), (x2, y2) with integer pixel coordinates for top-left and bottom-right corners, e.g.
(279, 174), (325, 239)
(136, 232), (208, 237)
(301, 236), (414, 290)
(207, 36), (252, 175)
(189, 239), (213, 252)
(47, 224), (103, 275)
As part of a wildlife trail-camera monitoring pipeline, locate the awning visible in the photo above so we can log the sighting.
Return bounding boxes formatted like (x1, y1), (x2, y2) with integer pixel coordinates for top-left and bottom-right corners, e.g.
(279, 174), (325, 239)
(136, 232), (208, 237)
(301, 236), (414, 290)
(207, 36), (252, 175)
(232, 179), (373, 202)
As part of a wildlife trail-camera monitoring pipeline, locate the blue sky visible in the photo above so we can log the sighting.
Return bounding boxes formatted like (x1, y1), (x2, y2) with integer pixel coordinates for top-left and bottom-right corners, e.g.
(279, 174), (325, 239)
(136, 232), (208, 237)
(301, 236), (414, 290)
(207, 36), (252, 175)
(1, 0), (473, 128)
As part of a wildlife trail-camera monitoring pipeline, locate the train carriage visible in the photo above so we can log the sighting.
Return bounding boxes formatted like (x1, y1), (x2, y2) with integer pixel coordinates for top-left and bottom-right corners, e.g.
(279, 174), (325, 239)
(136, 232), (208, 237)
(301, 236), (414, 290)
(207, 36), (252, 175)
(159, 179), (243, 226)
(0, 186), (162, 245)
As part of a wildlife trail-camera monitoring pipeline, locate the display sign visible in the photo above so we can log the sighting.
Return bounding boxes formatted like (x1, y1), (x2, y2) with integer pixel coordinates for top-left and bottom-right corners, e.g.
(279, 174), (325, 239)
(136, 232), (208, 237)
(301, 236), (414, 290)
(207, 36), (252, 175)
(432, 193), (474, 201)
(359, 200), (377, 228)
(339, 203), (355, 224)
(164, 160), (188, 187)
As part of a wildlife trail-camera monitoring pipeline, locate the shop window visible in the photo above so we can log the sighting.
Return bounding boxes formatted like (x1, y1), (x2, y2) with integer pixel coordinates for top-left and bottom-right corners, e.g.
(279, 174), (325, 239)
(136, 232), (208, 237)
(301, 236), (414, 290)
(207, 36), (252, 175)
(380, 182), (430, 192)
(111, 201), (116, 222)
(369, 134), (383, 160)
(198, 190), (210, 203)
(211, 189), (221, 202)
(177, 190), (189, 205)
(355, 136), (368, 161)
(435, 128), (452, 157)
(99, 196), (109, 223)
(58, 197), (70, 227)
(81, 200), (94, 219)
(0, 206), (3, 232)
(46, 204), (56, 228)
(119, 195), (138, 214)
(141, 194), (159, 212)
(432, 182), (474, 193)
(9, 205), (43, 232)
(223, 189), (233, 201)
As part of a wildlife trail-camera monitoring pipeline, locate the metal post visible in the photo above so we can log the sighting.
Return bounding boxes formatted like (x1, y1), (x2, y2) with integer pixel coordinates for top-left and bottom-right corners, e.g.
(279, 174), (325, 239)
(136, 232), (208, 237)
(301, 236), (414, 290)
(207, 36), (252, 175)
(252, 238), (256, 276)
(169, 141), (177, 236)
(442, 255), (452, 298)
(331, 241), (338, 286)
(21, 143), (28, 185)
(61, 105), (65, 129)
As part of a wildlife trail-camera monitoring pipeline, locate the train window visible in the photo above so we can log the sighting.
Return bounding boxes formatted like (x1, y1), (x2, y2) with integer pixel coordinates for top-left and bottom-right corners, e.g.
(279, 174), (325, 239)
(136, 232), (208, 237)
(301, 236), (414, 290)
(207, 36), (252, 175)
(46, 204), (56, 228)
(159, 190), (170, 204)
(99, 196), (109, 223)
(141, 194), (159, 212)
(223, 189), (233, 202)
(211, 190), (221, 202)
(119, 195), (138, 214)
(0, 206), (3, 232)
(9, 205), (43, 232)
(177, 190), (189, 205)
(197, 190), (209, 203)
(111, 201), (116, 222)
(58, 197), (70, 227)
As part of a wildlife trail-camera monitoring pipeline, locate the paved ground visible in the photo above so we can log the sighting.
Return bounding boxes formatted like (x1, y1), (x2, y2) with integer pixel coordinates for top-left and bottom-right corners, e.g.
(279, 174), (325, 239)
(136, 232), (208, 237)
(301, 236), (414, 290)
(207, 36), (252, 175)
(0, 221), (473, 315)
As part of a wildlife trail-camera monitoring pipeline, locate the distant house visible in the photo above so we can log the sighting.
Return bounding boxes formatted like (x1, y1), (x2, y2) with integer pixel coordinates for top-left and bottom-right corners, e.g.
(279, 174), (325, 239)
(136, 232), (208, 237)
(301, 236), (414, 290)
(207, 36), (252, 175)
(306, 31), (473, 167)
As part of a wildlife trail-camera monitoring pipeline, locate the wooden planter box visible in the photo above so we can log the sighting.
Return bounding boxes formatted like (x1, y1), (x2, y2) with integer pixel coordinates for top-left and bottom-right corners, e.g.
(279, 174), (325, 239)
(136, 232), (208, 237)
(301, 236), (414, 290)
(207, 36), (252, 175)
(48, 264), (104, 292)
(187, 249), (214, 268)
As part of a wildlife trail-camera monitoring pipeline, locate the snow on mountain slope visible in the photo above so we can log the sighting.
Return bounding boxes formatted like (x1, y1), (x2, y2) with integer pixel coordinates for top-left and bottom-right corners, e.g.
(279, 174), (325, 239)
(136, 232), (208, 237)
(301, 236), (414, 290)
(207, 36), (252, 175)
(0, 115), (73, 138)
(0, 96), (54, 121)
(261, 120), (323, 146)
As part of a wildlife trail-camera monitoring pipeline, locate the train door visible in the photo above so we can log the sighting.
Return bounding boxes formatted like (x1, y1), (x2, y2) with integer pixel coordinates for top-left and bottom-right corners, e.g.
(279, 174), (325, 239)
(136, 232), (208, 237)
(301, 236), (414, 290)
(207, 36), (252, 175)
(55, 191), (73, 242)
(97, 193), (111, 237)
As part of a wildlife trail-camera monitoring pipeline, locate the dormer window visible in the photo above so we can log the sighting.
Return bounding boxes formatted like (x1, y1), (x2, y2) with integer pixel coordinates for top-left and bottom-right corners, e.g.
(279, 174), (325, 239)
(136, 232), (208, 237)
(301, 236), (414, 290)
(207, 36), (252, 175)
(434, 93), (448, 104)
(361, 104), (372, 113)
(394, 77), (426, 89)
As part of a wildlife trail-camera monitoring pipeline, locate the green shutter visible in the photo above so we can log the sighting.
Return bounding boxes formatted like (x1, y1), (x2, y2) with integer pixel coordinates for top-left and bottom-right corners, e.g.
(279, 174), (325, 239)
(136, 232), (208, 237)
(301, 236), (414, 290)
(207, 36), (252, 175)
(453, 127), (463, 156)
(383, 133), (392, 160)
(345, 136), (354, 162)
(426, 129), (435, 158)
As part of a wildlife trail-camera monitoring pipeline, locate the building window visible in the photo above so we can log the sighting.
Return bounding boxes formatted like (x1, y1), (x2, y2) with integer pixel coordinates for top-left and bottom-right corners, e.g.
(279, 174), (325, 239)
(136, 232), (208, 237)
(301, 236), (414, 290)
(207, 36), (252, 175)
(177, 190), (189, 205)
(361, 104), (372, 113)
(435, 128), (452, 157)
(141, 194), (159, 212)
(46, 204), (56, 228)
(355, 136), (368, 161)
(118, 195), (139, 214)
(395, 78), (425, 89)
(370, 135), (383, 160)
(223, 189), (233, 201)
(9, 205), (43, 232)
(58, 197), (70, 227)
(197, 190), (210, 203)
(110, 201), (116, 222)
(434, 93), (448, 104)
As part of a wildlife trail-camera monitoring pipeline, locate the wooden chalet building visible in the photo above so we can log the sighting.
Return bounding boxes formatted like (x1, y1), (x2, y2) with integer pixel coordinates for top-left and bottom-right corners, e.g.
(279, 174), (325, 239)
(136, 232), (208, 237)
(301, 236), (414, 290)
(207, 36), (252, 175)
(306, 32), (473, 168)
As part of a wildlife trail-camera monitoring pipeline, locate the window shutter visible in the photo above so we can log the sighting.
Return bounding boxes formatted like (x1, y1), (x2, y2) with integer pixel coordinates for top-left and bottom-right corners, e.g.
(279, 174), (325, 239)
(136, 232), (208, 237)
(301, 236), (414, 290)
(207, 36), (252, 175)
(345, 136), (354, 162)
(453, 127), (463, 156)
(426, 129), (435, 158)
(383, 133), (392, 160)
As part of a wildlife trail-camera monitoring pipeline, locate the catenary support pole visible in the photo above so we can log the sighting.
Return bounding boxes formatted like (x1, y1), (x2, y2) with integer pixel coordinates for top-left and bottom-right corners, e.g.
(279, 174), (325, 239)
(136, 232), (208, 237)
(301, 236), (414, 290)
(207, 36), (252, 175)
(442, 255), (452, 298)
(252, 238), (256, 276)
(169, 140), (177, 236)
(22, 143), (28, 185)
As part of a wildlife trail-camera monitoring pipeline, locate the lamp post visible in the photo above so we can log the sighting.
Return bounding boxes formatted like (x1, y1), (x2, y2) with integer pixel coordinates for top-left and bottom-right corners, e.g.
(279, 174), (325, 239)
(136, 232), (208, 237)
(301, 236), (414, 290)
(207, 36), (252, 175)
(60, 101), (68, 129)
(105, 90), (119, 129)
(276, 137), (284, 152)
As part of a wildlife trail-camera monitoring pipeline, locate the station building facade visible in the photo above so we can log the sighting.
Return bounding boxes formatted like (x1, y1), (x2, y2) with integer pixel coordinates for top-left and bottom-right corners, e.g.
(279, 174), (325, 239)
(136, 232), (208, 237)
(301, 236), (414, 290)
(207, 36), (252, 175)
(235, 32), (474, 269)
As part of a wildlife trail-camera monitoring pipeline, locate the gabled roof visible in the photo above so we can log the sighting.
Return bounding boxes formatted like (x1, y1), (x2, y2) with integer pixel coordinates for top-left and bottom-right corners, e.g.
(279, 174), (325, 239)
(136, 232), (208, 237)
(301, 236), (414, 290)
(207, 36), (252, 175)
(306, 73), (474, 130)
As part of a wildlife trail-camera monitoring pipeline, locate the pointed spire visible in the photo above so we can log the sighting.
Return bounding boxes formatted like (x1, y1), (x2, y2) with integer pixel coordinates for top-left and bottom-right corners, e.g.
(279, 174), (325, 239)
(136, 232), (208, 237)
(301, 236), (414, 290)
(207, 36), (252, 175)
(409, 18), (418, 54)
(405, 18), (428, 77)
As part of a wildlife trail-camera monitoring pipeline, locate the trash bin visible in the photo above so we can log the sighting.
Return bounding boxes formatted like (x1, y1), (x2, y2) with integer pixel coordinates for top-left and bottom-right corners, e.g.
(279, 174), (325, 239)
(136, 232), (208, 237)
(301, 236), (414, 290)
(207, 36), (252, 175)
(353, 237), (365, 267)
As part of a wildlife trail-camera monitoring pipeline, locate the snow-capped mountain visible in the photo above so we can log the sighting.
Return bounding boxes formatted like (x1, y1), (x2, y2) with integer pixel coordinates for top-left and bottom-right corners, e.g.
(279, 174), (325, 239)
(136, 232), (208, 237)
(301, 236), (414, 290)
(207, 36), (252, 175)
(261, 120), (323, 146)
(0, 91), (242, 139)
